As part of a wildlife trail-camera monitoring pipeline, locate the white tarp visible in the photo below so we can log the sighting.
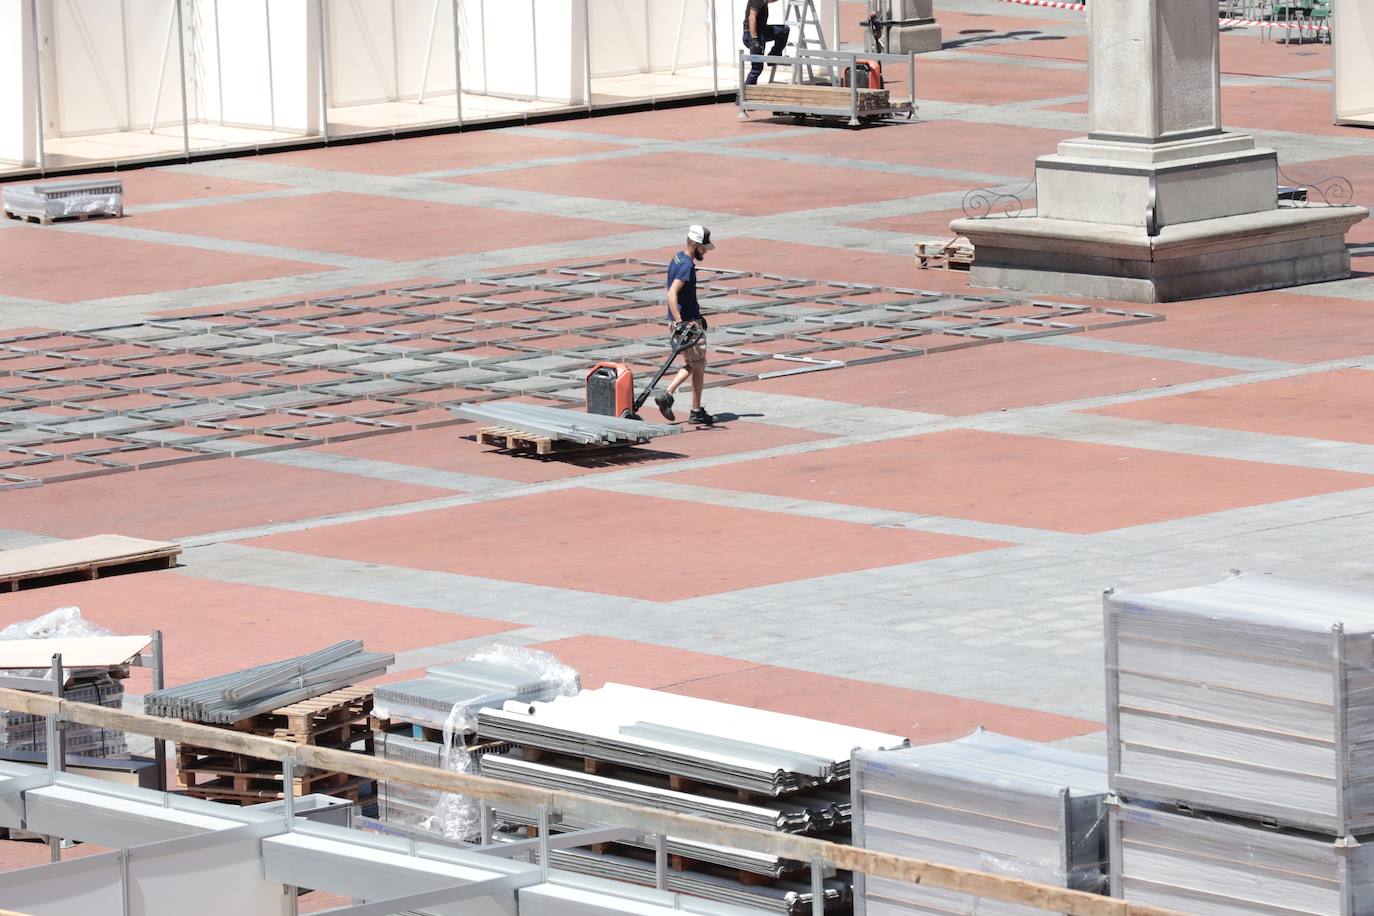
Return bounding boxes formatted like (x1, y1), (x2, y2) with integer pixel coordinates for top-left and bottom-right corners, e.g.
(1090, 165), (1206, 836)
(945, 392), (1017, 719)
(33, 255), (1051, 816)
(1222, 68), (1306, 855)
(1334, 0), (1374, 125)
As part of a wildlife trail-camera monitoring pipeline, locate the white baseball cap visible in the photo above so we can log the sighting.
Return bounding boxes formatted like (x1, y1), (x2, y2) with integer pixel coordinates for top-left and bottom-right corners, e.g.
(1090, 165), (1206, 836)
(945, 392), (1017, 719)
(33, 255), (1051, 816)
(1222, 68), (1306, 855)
(688, 225), (715, 250)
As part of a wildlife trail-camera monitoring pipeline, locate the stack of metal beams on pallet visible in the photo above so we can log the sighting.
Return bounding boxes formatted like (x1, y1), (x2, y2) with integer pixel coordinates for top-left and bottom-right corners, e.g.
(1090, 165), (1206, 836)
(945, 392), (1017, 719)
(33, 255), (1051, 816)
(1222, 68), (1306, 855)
(144, 641), (391, 723)
(144, 642), (391, 806)
(475, 683), (909, 915)
(1106, 575), (1374, 914)
(369, 654), (580, 836)
(851, 728), (1109, 916)
(453, 402), (680, 448)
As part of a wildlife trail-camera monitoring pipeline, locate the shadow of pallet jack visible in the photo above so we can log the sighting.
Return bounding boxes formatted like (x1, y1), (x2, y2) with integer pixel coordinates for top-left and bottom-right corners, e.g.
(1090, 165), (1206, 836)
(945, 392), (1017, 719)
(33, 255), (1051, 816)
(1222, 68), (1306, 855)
(586, 321), (706, 422)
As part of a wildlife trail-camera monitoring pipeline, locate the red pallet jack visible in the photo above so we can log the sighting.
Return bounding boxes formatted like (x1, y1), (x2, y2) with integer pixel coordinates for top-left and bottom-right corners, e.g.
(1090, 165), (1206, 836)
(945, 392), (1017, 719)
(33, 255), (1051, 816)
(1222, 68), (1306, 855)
(585, 322), (705, 421)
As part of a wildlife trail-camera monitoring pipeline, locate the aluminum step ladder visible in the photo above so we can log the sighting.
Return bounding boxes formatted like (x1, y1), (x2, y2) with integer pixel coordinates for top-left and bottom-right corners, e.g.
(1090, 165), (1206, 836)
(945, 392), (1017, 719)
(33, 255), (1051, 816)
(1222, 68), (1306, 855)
(770, 0), (830, 84)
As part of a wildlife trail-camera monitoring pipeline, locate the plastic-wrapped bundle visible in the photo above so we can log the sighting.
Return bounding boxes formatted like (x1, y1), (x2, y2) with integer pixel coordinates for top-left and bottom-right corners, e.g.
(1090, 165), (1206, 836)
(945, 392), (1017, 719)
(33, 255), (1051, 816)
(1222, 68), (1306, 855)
(1111, 797), (1374, 915)
(2, 179), (123, 222)
(1106, 573), (1374, 833)
(852, 729), (1108, 916)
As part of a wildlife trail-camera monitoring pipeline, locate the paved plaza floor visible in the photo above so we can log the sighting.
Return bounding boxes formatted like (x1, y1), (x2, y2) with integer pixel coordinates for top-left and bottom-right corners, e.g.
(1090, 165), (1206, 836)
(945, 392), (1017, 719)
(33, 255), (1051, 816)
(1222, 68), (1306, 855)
(2, 4), (1373, 877)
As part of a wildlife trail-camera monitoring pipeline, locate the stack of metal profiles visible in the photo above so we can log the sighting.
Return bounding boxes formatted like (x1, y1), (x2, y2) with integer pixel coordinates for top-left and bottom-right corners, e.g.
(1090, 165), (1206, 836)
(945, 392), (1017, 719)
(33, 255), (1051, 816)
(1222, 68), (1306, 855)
(374, 659), (583, 733)
(143, 642), (393, 723)
(476, 683), (909, 795)
(852, 729), (1108, 916)
(453, 402), (679, 447)
(502, 842), (849, 915)
(481, 753), (844, 833)
(1106, 574), (1374, 834)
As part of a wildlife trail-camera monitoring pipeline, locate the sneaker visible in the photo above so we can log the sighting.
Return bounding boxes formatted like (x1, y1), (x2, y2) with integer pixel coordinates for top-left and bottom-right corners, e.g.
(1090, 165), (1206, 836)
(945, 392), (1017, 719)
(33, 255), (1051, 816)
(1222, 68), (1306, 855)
(654, 391), (676, 422)
(689, 407), (715, 426)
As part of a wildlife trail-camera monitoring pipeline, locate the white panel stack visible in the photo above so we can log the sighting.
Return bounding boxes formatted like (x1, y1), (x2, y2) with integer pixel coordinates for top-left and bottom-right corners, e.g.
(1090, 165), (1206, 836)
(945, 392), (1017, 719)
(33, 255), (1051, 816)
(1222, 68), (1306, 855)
(1106, 574), (1374, 834)
(851, 729), (1108, 916)
(1110, 799), (1374, 916)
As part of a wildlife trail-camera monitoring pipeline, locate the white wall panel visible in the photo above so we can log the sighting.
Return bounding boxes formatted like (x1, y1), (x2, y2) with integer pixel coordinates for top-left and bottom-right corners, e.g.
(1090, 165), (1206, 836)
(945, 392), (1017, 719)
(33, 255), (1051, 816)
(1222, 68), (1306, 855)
(1334, 0), (1374, 125)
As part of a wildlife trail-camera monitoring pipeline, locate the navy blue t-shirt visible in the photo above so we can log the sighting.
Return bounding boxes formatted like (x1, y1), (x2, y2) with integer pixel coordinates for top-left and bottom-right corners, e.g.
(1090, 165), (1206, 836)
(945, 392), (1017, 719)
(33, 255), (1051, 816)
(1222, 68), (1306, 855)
(665, 251), (701, 322)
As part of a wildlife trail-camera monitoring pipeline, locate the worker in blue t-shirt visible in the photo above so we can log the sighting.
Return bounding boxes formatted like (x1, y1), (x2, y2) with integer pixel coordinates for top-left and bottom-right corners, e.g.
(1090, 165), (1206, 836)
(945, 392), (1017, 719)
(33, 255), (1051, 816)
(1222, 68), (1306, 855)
(655, 225), (715, 425)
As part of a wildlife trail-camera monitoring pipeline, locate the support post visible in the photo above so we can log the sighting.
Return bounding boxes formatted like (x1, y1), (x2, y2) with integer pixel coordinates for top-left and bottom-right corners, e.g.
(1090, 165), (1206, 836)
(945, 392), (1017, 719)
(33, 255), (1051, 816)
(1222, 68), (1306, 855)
(418, 0), (441, 103)
(46, 652), (64, 863)
(655, 833), (668, 890)
(173, 0), (191, 157)
(451, 0), (464, 125)
(264, 0), (277, 130)
(149, 1), (179, 132)
(27, 0), (46, 172)
(151, 630), (166, 792)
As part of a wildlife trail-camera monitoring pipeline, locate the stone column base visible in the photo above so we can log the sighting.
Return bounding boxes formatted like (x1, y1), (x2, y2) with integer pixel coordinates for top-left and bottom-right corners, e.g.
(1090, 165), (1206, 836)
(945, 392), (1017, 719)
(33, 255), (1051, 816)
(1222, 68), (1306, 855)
(950, 206), (1368, 303)
(884, 20), (942, 54)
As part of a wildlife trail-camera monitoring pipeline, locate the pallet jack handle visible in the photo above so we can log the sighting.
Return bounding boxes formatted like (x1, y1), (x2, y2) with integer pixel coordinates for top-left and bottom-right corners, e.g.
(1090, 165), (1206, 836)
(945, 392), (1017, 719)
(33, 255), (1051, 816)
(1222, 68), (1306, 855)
(628, 322), (706, 418)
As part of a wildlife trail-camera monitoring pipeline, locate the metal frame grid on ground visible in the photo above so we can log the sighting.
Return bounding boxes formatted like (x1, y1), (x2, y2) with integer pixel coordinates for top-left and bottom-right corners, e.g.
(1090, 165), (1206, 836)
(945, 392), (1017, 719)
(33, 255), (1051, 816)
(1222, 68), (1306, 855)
(0, 259), (1159, 489)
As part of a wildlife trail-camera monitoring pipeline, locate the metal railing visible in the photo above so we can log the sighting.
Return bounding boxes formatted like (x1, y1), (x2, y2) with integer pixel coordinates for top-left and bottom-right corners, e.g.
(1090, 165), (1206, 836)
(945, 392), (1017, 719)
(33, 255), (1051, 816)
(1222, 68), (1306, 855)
(0, 686), (1184, 916)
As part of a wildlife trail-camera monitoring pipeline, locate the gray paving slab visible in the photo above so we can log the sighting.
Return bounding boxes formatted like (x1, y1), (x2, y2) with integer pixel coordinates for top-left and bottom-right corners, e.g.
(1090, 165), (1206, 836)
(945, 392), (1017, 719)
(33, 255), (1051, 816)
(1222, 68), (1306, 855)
(1026, 333), (1298, 371)
(252, 449), (513, 493)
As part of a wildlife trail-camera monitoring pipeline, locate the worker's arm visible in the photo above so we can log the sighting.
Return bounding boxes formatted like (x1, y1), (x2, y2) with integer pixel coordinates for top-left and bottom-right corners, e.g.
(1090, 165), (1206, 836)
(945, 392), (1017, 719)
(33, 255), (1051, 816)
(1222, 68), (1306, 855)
(748, 8), (759, 40)
(667, 278), (685, 323)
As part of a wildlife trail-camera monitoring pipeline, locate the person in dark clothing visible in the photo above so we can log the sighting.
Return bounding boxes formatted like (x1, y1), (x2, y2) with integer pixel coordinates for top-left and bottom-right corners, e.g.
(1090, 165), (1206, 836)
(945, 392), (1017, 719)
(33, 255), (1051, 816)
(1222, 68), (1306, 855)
(742, 0), (790, 87)
(655, 225), (715, 426)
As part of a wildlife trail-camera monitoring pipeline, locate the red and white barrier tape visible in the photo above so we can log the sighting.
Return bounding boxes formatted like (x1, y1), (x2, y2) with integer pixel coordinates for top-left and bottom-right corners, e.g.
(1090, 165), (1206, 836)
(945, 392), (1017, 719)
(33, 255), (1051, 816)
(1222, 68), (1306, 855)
(997, 0), (1330, 31)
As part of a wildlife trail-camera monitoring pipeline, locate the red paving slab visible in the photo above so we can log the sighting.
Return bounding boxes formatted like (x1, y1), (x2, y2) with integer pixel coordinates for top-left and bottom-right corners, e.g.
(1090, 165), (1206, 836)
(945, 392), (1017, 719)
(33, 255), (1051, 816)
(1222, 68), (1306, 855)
(248, 488), (1007, 601)
(456, 151), (971, 217)
(754, 120), (1073, 178)
(0, 573), (517, 686)
(1222, 83), (1363, 138)
(3, 457), (453, 540)
(260, 132), (619, 175)
(129, 192), (641, 262)
(0, 230), (324, 304)
(1097, 293), (1374, 363)
(0, 840), (110, 875)
(1092, 368), (1374, 445)
(622, 236), (932, 289)
(530, 636), (1098, 743)
(550, 103), (817, 142)
(660, 429), (1374, 534)
(915, 59), (1087, 106)
(1, 169), (282, 206)
(315, 420), (831, 483)
(1217, 33), (1331, 76)
(748, 339), (1232, 415)
(851, 206), (997, 239)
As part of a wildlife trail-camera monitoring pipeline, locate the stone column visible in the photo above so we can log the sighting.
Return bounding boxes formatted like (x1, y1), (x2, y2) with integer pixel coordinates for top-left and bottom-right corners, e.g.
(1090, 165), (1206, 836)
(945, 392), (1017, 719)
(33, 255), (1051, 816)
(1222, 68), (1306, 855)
(882, 0), (942, 55)
(949, 0), (1365, 303)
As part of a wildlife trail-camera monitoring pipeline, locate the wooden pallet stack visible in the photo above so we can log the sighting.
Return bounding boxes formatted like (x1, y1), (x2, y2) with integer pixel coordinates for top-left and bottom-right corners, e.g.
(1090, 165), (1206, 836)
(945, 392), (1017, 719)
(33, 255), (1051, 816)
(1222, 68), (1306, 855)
(176, 686), (375, 806)
(914, 238), (974, 271)
(743, 84), (891, 113)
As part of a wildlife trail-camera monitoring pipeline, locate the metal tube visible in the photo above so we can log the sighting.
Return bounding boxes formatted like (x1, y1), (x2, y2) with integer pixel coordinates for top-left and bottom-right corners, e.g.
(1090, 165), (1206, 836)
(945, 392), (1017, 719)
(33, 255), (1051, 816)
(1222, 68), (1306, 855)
(264, 0), (277, 131)
(538, 804), (550, 880)
(671, 0), (688, 75)
(529, 0), (539, 100)
(152, 630), (166, 792)
(173, 0), (191, 157)
(149, 0), (178, 132)
(316, 0), (330, 141)
(710, 0), (718, 95)
(655, 833), (668, 889)
(811, 856), (825, 916)
(27, 0), (45, 172)
(419, 0), (441, 103)
(452, 0), (464, 125)
(47, 652), (64, 863)
(283, 756), (296, 830)
(582, 0), (592, 112)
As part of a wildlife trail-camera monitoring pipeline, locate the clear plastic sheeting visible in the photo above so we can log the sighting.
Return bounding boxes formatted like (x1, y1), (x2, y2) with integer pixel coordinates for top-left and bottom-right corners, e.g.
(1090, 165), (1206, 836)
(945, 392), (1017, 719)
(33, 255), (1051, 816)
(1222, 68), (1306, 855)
(852, 728), (1109, 916)
(374, 643), (581, 842)
(1, 179), (123, 222)
(1110, 798), (1372, 915)
(1105, 573), (1374, 834)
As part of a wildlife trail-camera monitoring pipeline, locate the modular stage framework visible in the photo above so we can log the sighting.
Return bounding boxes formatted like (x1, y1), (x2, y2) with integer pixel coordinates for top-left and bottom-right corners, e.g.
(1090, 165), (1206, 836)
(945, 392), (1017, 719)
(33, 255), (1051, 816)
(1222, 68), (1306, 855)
(0, 259), (1160, 488)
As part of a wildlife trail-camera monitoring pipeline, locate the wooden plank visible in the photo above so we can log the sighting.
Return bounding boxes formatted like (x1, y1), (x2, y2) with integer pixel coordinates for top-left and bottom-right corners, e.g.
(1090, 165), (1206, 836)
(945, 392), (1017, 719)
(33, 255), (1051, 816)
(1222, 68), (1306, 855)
(0, 686), (1184, 916)
(0, 535), (180, 589)
(0, 635), (152, 670)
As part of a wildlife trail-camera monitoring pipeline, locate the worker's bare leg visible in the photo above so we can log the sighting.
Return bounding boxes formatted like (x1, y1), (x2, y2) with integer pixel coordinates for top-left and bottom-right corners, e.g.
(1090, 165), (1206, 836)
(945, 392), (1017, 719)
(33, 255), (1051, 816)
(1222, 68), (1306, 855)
(665, 366), (690, 396)
(690, 363), (705, 409)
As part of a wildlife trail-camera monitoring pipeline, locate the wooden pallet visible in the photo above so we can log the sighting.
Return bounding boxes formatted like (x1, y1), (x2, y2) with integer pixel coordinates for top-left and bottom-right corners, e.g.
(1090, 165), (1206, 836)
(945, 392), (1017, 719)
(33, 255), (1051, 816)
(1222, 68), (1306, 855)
(236, 685), (374, 742)
(2, 208), (113, 226)
(182, 774), (374, 806)
(743, 84), (890, 112)
(0, 534), (180, 592)
(915, 238), (975, 271)
(475, 425), (628, 456)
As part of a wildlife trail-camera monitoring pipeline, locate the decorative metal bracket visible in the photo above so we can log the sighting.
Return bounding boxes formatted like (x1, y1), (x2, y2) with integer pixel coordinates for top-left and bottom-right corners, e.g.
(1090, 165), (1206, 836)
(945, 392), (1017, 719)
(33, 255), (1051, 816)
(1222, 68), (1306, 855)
(961, 177), (1036, 219)
(1276, 165), (1355, 207)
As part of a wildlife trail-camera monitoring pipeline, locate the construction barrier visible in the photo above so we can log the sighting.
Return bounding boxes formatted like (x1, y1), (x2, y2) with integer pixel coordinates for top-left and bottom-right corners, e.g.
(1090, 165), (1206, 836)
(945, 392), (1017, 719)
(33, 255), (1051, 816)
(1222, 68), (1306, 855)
(995, 0), (1330, 31)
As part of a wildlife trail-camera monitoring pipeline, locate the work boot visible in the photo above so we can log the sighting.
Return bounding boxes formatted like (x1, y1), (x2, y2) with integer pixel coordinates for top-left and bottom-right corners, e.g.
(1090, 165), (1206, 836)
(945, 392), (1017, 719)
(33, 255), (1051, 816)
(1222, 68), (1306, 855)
(689, 407), (715, 426)
(654, 391), (676, 421)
